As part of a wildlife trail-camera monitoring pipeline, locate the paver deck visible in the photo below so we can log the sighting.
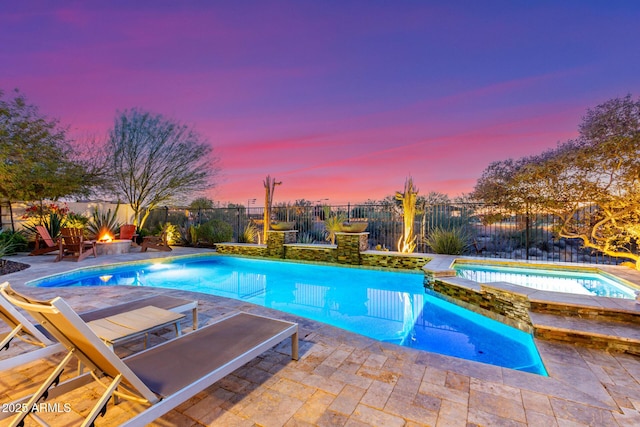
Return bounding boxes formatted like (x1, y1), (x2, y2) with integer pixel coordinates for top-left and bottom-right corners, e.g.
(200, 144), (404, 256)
(1, 249), (640, 426)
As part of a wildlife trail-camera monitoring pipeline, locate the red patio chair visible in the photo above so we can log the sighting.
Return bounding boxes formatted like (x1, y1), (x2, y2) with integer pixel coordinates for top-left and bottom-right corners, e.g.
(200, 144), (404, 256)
(29, 225), (59, 256)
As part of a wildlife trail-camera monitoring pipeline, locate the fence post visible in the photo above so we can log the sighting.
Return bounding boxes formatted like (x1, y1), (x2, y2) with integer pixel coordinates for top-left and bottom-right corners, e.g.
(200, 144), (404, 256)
(236, 207), (241, 239)
(525, 210), (530, 260)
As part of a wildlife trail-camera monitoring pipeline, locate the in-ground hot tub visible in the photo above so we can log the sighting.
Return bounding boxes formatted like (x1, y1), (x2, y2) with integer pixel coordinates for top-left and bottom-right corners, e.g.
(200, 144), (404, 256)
(453, 260), (639, 300)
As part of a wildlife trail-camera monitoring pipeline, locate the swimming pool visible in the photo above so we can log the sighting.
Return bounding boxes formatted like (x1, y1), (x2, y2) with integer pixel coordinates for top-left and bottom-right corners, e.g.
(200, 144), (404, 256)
(30, 255), (547, 375)
(454, 262), (638, 299)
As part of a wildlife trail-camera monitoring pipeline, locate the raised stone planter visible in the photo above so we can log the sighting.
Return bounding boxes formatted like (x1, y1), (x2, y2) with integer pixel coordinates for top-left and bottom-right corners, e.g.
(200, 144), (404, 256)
(360, 250), (430, 271)
(267, 230), (297, 258)
(215, 232), (433, 271)
(335, 232), (368, 265)
(216, 243), (267, 257)
(284, 243), (337, 263)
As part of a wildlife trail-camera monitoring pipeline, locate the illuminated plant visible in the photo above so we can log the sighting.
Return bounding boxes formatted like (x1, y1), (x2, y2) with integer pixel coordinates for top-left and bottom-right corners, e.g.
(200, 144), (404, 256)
(238, 222), (259, 243)
(87, 204), (122, 240)
(324, 213), (347, 245)
(396, 177), (418, 253)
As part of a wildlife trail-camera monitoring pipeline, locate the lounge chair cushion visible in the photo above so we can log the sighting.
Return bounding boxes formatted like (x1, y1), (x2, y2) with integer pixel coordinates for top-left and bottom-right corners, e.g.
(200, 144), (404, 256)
(125, 313), (293, 396)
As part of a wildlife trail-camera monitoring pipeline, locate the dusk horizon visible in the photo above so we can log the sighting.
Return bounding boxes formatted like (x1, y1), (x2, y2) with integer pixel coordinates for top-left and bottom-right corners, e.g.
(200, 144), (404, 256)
(3, 1), (639, 206)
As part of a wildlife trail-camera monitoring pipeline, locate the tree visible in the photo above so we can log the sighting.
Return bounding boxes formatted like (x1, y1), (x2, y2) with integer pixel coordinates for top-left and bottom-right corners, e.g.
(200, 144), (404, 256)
(189, 197), (215, 210)
(104, 109), (219, 228)
(262, 175), (281, 242)
(473, 95), (640, 268)
(0, 89), (94, 210)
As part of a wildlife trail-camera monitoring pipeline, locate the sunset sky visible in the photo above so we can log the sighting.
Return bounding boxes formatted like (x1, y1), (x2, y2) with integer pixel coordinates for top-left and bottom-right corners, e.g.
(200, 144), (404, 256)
(2, 1), (639, 205)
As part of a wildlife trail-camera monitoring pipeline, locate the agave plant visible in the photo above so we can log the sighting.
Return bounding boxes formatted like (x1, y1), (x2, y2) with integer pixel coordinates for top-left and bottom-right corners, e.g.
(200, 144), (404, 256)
(297, 232), (316, 244)
(87, 205), (122, 240)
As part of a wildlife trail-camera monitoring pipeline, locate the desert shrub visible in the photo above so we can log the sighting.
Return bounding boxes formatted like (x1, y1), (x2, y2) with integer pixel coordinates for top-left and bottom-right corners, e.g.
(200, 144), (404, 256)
(0, 230), (27, 254)
(237, 222), (258, 243)
(425, 226), (472, 255)
(198, 219), (233, 244)
(178, 224), (198, 246)
(163, 223), (181, 245)
(65, 212), (89, 229)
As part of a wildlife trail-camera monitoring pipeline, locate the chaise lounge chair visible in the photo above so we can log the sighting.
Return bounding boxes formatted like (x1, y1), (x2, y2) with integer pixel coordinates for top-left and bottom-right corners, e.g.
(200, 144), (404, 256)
(0, 284), (198, 371)
(0, 283), (298, 427)
(55, 227), (98, 262)
(28, 225), (59, 256)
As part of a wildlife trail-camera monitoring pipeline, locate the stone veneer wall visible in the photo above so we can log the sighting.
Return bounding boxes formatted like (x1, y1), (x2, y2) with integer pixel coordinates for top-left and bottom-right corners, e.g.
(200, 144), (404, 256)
(284, 244), (337, 263)
(267, 230), (297, 258)
(335, 232), (368, 265)
(215, 231), (431, 271)
(425, 278), (533, 333)
(215, 243), (268, 257)
(360, 251), (430, 271)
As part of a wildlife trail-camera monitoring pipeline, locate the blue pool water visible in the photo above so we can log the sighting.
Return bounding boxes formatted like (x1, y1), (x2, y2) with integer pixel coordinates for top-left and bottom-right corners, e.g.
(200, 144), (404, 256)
(455, 263), (638, 300)
(30, 256), (547, 375)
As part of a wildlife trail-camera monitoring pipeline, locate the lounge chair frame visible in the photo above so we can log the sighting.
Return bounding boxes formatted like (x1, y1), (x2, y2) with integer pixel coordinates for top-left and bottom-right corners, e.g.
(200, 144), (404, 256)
(140, 229), (172, 252)
(0, 285), (198, 371)
(0, 283), (298, 427)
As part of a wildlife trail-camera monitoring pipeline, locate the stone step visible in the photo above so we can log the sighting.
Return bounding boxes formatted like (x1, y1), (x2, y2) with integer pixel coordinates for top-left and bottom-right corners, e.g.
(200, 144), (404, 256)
(530, 299), (640, 324)
(530, 311), (640, 355)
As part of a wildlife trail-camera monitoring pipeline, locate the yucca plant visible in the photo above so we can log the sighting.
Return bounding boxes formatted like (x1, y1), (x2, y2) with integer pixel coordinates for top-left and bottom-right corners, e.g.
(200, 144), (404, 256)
(324, 214), (346, 244)
(87, 204), (122, 240)
(425, 226), (472, 255)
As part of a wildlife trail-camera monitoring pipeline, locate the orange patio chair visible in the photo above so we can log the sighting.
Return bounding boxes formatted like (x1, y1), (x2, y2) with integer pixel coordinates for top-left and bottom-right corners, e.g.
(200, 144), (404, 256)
(55, 227), (97, 262)
(28, 225), (59, 256)
(118, 224), (139, 246)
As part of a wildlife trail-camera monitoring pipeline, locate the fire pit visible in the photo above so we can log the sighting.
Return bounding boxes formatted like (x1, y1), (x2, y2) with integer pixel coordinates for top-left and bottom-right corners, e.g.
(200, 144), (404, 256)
(96, 239), (132, 255)
(95, 232), (132, 256)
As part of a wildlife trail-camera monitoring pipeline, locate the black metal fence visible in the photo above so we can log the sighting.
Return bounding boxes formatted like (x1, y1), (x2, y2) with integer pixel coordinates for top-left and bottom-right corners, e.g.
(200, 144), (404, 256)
(145, 203), (623, 265)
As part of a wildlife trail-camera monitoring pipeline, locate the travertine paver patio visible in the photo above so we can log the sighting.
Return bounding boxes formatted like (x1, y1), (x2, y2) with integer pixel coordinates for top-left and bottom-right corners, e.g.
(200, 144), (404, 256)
(1, 248), (640, 426)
